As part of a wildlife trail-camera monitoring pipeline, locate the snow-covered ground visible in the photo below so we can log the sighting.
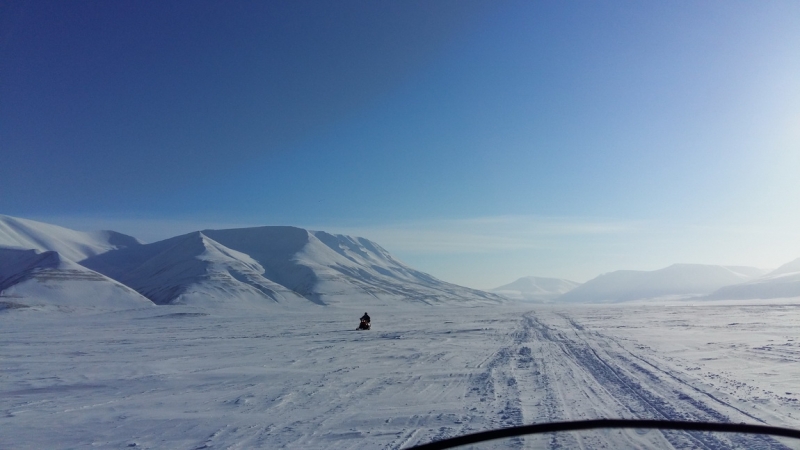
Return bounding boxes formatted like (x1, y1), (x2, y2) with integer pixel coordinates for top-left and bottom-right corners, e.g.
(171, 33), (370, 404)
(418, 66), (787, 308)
(2, 301), (799, 449)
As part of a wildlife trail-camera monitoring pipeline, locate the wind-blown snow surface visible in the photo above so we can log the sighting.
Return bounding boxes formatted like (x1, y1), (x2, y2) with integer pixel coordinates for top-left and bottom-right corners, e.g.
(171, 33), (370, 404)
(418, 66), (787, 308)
(491, 276), (580, 302)
(557, 264), (768, 303)
(3, 302), (799, 449)
(708, 258), (800, 300)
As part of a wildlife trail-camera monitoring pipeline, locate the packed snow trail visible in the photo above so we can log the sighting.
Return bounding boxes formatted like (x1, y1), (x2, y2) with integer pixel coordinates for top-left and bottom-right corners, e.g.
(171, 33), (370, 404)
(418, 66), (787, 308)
(466, 310), (796, 449)
(1, 303), (799, 449)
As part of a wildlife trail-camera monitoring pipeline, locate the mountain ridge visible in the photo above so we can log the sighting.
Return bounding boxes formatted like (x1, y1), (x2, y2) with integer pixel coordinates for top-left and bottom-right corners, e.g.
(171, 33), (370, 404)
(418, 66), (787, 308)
(556, 263), (768, 303)
(706, 258), (800, 300)
(0, 214), (142, 262)
(2, 216), (505, 309)
(0, 246), (154, 310)
(491, 276), (580, 302)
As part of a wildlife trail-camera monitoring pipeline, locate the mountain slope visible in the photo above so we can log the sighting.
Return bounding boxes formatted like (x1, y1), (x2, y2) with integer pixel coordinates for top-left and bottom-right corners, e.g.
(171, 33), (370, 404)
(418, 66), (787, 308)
(84, 226), (504, 307)
(0, 247), (154, 310)
(204, 227), (503, 306)
(0, 214), (141, 262)
(768, 257), (800, 276)
(707, 257), (800, 300)
(557, 264), (767, 303)
(491, 276), (580, 302)
(100, 232), (309, 307)
(0, 216), (153, 310)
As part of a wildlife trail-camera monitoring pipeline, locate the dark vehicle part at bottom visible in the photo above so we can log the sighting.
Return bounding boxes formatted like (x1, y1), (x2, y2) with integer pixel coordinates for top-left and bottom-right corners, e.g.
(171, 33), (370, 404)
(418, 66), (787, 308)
(357, 319), (370, 330)
(408, 419), (800, 450)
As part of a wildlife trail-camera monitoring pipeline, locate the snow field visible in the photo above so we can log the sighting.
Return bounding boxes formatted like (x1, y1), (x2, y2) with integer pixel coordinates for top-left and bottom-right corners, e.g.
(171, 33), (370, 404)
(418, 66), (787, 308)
(2, 302), (799, 449)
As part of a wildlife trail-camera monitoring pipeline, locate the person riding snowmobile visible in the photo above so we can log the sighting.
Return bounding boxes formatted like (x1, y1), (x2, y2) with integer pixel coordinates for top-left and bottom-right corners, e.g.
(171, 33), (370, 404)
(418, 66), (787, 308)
(357, 312), (371, 330)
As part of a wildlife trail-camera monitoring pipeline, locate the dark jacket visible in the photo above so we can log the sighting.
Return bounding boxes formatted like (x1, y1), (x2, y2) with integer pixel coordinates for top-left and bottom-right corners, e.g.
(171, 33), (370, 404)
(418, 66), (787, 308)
(360, 313), (371, 323)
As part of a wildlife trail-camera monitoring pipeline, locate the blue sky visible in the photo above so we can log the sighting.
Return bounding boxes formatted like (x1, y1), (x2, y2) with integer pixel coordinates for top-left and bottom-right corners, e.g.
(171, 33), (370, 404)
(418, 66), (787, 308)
(2, 0), (799, 288)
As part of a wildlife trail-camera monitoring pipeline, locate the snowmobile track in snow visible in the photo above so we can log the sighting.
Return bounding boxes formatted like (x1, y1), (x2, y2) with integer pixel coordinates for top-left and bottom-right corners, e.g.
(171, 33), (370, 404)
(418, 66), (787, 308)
(474, 311), (794, 449)
(460, 310), (793, 449)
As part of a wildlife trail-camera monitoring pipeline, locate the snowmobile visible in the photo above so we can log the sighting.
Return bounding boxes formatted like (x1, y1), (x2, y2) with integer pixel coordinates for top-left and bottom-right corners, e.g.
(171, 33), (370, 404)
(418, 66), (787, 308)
(357, 319), (371, 330)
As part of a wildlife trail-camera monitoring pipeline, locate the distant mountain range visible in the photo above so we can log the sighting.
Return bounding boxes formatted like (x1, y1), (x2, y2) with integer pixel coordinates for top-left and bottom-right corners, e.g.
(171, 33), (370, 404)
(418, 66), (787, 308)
(556, 264), (769, 303)
(492, 264), (797, 304)
(0, 215), (503, 310)
(705, 258), (800, 300)
(491, 276), (580, 302)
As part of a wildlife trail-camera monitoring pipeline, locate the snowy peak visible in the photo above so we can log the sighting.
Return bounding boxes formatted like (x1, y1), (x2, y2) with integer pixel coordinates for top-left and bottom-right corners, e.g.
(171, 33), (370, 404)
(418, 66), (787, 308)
(2, 216), (505, 309)
(86, 231), (309, 307)
(557, 263), (767, 303)
(101, 230), (143, 249)
(0, 216), (151, 310)
(0, 214), (141, 263)
(491, 276), (580, 302)
(0, 247), (62, 292)
(82, 225), (503, 307)
(198, 227), (322, 300)
(309, 231), (441, 285)
(206, 227), (503, 306)
(312, 231), (396, 269)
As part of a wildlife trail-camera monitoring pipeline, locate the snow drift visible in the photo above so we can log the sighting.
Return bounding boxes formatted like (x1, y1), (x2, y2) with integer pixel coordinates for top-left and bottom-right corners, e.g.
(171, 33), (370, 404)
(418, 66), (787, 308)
(491, 276), (580, 302)
(556, 263), (767, 303)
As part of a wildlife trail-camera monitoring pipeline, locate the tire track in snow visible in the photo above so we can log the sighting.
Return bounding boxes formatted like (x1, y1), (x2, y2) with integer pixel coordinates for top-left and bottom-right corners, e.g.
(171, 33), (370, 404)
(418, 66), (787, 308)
(463, 315), (529, 448)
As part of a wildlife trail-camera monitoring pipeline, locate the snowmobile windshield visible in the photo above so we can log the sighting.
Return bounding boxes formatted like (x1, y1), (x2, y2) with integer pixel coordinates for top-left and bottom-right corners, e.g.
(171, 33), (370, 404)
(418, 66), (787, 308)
(408, 419), (800, 449)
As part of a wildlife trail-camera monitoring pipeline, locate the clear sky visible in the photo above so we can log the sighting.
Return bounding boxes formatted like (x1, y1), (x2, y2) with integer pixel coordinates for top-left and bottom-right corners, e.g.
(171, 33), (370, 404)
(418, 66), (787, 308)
(2, 0), (799, 289)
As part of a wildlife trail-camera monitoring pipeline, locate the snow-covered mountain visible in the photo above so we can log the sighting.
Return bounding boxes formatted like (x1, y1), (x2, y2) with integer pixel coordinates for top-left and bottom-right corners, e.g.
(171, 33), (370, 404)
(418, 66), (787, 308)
(81, 231), (311, 308)
(1, 216), (504, 309)
(556, 264), (768, 303)
(82, 226), (504, 307)
(0, 247), (153, 311)
(491, 276), (580, 302)
(0, 214), (141, 261)
(0, 215), (153, 310)
(706, 257), (800, 300)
